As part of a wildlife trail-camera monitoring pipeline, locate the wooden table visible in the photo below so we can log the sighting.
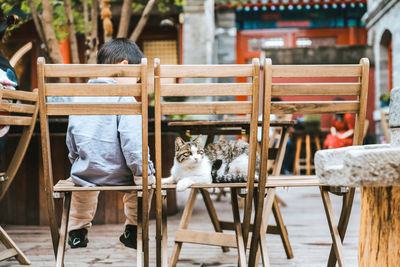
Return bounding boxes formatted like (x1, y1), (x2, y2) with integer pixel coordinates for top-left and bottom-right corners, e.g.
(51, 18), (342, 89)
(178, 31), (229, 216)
(167, 119), (296, 144)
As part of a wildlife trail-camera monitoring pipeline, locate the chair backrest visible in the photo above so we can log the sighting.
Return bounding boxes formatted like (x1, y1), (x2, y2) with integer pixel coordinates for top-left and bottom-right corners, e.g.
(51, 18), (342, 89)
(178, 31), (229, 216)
(154, 58), (260, 189)
(154, 59), (260, 244)
(0, 88), (39, 202)
(37, 57), (149, 226)
(259, 58), (369, 186)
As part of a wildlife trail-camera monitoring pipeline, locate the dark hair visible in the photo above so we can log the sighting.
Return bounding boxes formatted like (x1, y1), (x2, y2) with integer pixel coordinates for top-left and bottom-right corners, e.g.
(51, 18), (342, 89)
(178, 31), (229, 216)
(97, 38), (143, 64)
(332, 98), (345, 120)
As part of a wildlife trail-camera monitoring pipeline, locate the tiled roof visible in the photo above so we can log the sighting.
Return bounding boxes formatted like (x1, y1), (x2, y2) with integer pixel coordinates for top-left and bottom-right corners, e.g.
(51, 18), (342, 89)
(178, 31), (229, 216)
(216, 0), (367, 9)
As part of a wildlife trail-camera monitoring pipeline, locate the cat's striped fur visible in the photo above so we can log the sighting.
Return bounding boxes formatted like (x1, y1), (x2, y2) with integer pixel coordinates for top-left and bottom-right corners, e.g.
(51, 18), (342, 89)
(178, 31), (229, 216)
(205, 139), (260, 183)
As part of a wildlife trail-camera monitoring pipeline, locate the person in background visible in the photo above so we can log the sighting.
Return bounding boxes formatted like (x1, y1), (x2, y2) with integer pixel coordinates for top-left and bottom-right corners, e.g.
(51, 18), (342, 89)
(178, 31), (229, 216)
(323, 98), (355, 149)
(0, 9), (18, 165)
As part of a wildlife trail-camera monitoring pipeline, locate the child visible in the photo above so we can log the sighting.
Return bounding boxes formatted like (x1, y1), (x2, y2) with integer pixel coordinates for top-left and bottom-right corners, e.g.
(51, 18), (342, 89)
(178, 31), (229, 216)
(0, 11), (18, 164)
(66, 38), (155, 249)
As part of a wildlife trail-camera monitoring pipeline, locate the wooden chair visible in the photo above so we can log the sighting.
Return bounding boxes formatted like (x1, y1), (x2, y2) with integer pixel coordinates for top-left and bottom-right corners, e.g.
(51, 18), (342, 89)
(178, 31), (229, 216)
(249, 58), (369, 267)
(154, 58), (261, 267)
(37, 58), (151, 267)
(0, 88), (39, 265)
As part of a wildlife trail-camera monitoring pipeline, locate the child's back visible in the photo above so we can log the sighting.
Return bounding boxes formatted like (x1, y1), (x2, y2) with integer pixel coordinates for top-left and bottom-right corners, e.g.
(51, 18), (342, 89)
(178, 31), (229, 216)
(67, 78), (153, 186)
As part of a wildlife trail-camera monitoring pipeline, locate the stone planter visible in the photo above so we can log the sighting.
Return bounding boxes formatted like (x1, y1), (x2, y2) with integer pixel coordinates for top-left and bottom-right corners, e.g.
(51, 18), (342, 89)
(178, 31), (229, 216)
(315, 144), (400, 186)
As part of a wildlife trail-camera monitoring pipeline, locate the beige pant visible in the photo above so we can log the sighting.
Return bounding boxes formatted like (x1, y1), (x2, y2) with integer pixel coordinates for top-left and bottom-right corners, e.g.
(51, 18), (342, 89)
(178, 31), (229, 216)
(68, 191), (137, 232)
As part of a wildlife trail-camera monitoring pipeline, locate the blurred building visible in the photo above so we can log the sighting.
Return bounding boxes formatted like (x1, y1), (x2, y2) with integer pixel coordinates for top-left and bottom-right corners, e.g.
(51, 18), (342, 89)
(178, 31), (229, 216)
(362, 0), (399, 101)
(213, 0), (374, 131)
(215, 0), (368, 63)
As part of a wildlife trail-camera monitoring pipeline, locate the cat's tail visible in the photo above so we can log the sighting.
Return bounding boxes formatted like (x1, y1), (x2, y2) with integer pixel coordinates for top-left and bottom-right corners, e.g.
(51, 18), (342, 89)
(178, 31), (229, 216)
(212, 173), (247, 183)
(212, 173), (260, 183)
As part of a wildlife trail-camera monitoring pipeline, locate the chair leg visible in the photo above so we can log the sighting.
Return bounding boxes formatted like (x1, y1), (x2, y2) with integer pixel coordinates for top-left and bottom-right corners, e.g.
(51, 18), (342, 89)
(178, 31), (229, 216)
(305, 134), (311, 175)
(137, 193), (143, 267)
(161, 192), (168, 267)
(56, 192), (71, 267)
(293, 136), (302, 175)
(320, 187), (346, 267)
(272, 198), (293, 259)
(48, 193), (59, 256)
(327, 188), (355, 267)
(249, 187), (276, 267)
(275, 195), (287, 207)
(230, 188), (247, 267)
(0, 226), (30, 265)
(314, 135), (321, 151)
(168, 189), (198, 267)
(199, 188), (230, 252)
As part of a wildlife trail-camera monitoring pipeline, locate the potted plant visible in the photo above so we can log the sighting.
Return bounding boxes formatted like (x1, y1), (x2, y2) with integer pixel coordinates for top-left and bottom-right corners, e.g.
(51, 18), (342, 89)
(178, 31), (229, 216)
(379, 93), (390, 107)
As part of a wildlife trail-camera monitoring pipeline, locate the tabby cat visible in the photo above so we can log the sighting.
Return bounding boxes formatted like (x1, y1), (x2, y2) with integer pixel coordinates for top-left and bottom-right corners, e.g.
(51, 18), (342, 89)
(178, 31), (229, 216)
(161, 136), (259, 191)
(161, 136), (212, 191)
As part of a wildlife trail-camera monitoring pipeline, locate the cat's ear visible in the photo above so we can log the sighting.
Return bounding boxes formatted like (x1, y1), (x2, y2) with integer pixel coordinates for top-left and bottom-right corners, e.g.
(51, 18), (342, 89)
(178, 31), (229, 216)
(193, 135), (202, 144)
(175, 137), (185, 151)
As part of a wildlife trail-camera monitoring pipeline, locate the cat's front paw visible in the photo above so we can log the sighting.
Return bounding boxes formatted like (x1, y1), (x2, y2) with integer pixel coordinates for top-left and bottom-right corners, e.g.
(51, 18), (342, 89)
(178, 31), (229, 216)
(161, 177), (174, 185)
(176, 182), (189, 192)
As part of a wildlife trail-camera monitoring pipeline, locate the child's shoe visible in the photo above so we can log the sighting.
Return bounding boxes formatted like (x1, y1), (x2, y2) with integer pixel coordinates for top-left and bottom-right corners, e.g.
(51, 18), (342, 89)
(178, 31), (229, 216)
(68, 228), (88, 248)
(119, 224), (137, 249)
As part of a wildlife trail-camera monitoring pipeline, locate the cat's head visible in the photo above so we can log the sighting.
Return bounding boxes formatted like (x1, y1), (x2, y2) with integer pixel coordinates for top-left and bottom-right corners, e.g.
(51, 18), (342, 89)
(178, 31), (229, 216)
(174, 135), (204, 164)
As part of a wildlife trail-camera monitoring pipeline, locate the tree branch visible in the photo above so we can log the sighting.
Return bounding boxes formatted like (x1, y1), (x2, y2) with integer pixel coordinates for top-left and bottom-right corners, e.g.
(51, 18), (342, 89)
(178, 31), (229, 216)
(63, 0), (80, 64)
(83, 0), (89, 42)
(41, 0), (64, 63)
(130, 0), (159, 42)
(117, 0), (132, 38)
(87, 0), (99, 63)
(26, 0), (49, 58)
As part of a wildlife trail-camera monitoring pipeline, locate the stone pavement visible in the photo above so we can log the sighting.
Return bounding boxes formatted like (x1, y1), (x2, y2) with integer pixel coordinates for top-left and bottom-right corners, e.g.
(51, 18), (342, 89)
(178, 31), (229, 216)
(0, 187), (360, 266)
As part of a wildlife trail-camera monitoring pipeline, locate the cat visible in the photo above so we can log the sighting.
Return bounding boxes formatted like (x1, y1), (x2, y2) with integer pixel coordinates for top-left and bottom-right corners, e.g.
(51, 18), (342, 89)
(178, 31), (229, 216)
(161, 136), (259, 191)
(161, 136), (212, 191)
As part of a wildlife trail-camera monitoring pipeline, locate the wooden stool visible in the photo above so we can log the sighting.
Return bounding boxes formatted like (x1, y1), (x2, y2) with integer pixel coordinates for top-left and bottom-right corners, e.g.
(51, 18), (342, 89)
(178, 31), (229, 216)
(293, 131), (321, 175)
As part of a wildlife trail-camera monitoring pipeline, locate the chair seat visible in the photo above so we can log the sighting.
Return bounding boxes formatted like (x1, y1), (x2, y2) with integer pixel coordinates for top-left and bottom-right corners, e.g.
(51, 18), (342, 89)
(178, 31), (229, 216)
(54, 175), (325, 192)
(53, 179), (147, 192)
(266, 175), (324, 187)
(159, 175), (324, 190)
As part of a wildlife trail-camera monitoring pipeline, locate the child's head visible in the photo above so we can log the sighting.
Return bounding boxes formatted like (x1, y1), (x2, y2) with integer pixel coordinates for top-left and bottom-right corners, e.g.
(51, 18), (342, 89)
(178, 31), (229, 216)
(97, 38), (143, 65)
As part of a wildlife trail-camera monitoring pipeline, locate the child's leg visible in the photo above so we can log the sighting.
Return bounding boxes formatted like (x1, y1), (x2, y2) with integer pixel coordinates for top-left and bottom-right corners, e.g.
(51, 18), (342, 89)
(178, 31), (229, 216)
(123, 191), (137, 225)
(68, 191), (100, 231)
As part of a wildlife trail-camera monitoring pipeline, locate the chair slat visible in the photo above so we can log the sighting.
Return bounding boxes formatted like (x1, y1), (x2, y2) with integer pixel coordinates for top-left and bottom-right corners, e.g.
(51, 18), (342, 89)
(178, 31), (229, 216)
(46, 83), (142, 97)
(44, 64), (142, 78)
(46, 103), (142, 115)
(0, 103), (35, 114)
(272, 65), (362, 77)
(271, 83), (361, 96)
(0, 116), (32, 126)
(159, 64), (254, 78)
(161, 102), (253, 115)
(53, 180), (143, 191)
(0, 89), (38, 102)
(271, 101), (360, 114)
(161, 83), (253, 97)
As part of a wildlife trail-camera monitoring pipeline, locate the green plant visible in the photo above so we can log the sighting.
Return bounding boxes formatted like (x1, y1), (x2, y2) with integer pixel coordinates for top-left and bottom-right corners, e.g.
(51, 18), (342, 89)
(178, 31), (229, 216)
(379, 93), (390, 103)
